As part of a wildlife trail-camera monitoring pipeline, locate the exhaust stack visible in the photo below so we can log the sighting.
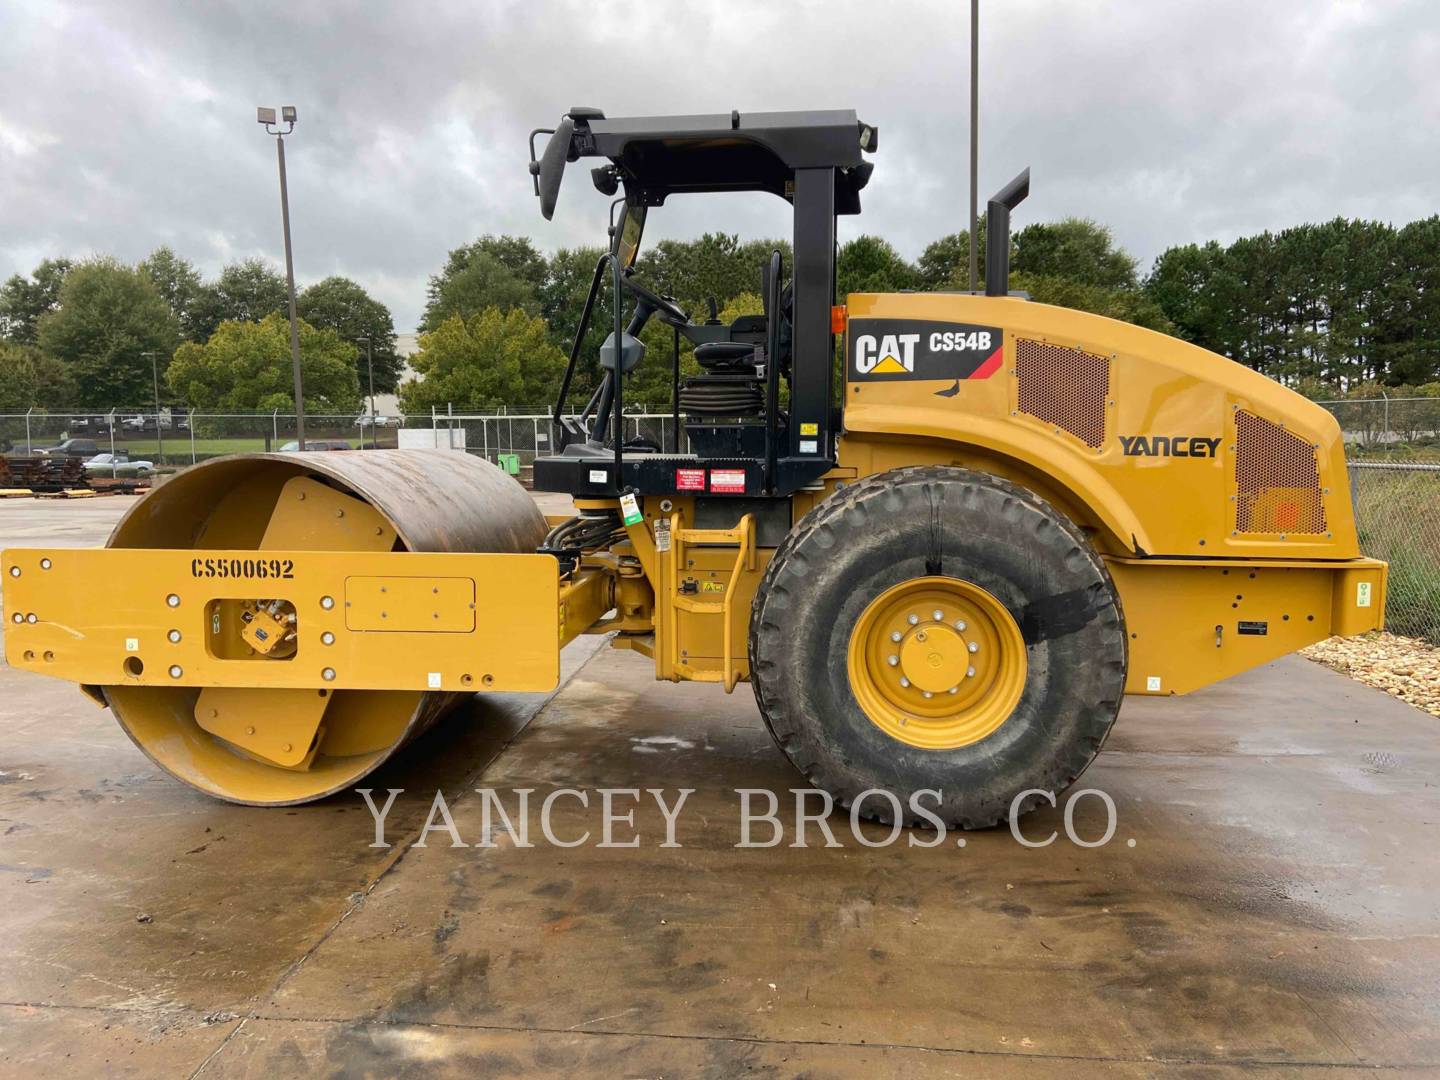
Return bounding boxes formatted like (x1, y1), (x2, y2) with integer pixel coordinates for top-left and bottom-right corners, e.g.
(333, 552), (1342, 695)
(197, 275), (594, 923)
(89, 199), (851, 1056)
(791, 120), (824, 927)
(984, 167), (1030, 297)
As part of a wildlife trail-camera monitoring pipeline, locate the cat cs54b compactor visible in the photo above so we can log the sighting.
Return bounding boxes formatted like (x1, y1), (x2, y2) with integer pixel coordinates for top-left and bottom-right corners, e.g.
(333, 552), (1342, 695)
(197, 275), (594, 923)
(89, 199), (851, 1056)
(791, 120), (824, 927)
(3, 109), (1387, 825)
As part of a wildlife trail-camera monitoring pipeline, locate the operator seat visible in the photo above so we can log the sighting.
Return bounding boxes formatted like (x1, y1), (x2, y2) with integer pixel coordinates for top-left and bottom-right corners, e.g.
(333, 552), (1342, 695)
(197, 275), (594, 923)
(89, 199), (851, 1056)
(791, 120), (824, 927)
(680, 340), (765, 417)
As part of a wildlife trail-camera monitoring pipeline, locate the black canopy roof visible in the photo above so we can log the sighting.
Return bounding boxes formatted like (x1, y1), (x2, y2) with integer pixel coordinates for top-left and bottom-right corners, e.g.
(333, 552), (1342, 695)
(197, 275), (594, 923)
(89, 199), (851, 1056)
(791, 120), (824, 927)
(554, 108), (877, 215)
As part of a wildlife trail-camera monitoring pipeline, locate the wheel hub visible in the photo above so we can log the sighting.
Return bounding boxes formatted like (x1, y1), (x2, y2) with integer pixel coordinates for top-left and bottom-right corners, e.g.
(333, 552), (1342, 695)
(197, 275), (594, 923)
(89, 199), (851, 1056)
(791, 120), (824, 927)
(847, 577), (1027, 750)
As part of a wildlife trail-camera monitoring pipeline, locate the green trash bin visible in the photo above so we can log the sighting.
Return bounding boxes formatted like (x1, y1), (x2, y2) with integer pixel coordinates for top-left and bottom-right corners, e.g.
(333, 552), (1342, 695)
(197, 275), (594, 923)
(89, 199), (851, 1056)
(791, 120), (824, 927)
(496, 453), (521, 476)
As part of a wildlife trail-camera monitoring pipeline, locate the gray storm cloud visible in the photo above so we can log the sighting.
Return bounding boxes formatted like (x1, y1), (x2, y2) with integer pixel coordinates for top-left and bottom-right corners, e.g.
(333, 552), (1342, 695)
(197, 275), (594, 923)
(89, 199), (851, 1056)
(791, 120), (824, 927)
(1, 0), (1436, 330)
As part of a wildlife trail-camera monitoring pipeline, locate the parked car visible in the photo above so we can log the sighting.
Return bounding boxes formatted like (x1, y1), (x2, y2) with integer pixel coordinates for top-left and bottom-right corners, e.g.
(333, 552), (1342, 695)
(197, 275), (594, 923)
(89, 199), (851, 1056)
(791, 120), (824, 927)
(84, 452), (153, 477)
(278, 439), (353, 452)
(121, 414), (190, 433)
(41, 438), (101, 460)
(68, 415), (116, 434)
(354, 414), (400, 428)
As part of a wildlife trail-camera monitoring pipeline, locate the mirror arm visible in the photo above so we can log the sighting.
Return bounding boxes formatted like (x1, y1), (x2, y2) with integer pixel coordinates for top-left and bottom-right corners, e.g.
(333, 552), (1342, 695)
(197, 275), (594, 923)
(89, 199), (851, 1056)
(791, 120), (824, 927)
(526, 127), (554, 196)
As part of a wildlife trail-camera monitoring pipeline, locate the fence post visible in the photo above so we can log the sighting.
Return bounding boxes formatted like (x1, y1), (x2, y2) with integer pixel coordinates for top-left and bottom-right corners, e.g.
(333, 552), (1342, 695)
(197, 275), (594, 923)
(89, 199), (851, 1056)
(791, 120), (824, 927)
(431, 405), (438, 448)
(1382, 392), (1390, 444)
(272, 409), (279, 447)
(189, 409), (197, 464)
(24, 407), (32, 454)
(107, 410), (116, 459)
(447, 403), (455, 450)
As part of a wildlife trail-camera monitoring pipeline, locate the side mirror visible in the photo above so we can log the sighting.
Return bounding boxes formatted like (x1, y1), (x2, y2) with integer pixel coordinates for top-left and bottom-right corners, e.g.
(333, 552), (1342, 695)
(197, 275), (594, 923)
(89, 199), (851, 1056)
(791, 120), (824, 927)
(612, 200), (646, 269)
(537, 117), (575, 221)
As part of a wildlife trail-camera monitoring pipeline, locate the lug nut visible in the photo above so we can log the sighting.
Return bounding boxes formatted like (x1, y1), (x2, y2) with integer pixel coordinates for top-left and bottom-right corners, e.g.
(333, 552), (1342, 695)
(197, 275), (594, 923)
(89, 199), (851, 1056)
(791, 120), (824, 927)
(320, 596), (335, 610)
(322, 667), (336, 681)
(922, 691), (933, 699)
(25, 613), (37, 623)
(968, 642), (979, 653)
(167, 629), (182, 643)
(11, 613), (21, 623)
(887, 655), (899, 666)
(954, 620), (967, 632)
(166, 594), (180, 607)
(40, 558), (51, 570)
(948, 686), (959, 694)
(907, 613), (919, 625)
(8, 566), (18, 577)
(967, 665), (976, 678)
(932, 609), (944, 621)
(168, 665), (183, 679)
(890, 631), (902, 643)
(321, 631), (335, 646)
(899, 676), (911, 688)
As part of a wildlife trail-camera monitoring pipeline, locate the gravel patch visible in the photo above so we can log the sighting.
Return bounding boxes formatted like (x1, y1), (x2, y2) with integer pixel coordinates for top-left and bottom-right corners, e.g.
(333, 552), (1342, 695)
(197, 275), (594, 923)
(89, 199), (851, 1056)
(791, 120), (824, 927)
(1302, 632), (1440, 718)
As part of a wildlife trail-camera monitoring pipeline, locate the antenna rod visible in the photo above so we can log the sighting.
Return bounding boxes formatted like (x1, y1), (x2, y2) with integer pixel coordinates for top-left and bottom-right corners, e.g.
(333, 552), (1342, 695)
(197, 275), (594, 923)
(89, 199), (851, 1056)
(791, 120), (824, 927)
(968, 0), (979, 292)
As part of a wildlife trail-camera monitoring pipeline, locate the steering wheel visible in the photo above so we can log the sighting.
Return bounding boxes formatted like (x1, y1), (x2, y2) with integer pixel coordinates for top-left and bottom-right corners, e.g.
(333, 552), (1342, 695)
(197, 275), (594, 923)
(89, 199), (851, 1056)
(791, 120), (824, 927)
(620, 273), (689, 327)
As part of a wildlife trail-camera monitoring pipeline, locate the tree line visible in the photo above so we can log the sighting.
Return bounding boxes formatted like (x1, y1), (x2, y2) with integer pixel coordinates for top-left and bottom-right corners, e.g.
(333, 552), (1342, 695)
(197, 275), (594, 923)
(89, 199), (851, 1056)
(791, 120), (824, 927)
(4, 214), (1439, 417)
(0, 251), (401, 414)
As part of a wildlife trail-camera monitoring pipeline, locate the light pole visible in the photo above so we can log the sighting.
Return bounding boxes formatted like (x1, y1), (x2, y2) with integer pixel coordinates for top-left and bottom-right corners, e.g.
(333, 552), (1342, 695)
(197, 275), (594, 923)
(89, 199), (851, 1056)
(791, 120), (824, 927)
(968, 0), (980, 292)
(142, 350), (163, 466)
(356, 334), (375, 448)
(257, 105), (306, 450)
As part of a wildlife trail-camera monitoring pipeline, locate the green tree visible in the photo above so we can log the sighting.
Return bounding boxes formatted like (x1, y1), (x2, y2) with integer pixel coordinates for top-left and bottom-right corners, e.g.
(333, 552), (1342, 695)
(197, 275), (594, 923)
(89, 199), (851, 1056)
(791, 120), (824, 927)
(640, 234), (791, 313)
(837, 236), (920, 297)
(539, 245), (608, 398)
(165, 314), (360, 412)
(0, 258), (73, 344)
(421, 235), (546, 331)
(297, 276), (403, 394)
(189, 259), (288, 342)
(422, 252), (538, 330)
(917, 231), (973, 290)
(36, 258), (179, 408)
(1010, 272), (1173, 334)
(139, 247), (206, 341)
(1012, 219), (1138, 290)
(400, 308), (567, 413)
(0, 342), (74, 410)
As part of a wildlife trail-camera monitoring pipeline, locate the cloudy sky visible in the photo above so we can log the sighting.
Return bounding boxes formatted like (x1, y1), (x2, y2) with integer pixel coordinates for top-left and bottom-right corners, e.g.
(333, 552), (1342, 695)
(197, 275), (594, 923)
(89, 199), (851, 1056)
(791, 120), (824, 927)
(2, 0), (1437, 331)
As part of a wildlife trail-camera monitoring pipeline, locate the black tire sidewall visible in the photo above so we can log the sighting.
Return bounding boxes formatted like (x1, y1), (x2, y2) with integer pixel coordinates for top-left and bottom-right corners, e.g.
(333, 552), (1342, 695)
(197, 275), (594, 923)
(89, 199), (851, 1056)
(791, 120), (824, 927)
(750, 466), (1127, 828)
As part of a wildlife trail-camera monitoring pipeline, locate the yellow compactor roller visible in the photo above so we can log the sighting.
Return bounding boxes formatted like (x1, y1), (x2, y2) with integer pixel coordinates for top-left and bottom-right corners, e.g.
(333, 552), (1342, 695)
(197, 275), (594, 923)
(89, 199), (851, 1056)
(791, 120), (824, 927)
(3, 108), (1387, 824)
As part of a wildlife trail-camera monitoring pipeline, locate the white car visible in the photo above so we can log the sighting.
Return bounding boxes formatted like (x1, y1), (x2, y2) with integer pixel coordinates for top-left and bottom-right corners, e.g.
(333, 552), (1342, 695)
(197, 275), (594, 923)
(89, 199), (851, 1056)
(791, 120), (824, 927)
(84, 452), (153, 477)
(354, 414), (399, 428)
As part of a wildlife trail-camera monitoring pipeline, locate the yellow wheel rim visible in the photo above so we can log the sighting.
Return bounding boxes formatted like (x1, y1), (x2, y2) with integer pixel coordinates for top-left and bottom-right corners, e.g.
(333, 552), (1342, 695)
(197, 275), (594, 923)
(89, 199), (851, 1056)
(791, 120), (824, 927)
(847, 576), (1027, 750)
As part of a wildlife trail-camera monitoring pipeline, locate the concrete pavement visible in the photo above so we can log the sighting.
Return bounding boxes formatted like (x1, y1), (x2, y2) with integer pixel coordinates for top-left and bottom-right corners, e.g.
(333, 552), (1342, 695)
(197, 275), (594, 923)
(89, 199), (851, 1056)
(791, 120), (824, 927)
(1, 496), (1437, 1077)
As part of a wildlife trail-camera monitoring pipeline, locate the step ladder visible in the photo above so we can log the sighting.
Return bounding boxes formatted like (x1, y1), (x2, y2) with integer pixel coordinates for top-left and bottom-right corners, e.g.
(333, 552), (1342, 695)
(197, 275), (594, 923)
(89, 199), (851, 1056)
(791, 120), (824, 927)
(665, 513), (756, 691)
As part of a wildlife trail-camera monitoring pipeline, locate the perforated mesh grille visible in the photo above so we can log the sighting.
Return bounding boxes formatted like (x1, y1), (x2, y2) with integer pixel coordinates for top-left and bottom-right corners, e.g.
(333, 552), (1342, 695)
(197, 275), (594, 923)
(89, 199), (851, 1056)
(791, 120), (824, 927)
(1234, 410), (1327, 535)
(1015, 339), (1110, 448)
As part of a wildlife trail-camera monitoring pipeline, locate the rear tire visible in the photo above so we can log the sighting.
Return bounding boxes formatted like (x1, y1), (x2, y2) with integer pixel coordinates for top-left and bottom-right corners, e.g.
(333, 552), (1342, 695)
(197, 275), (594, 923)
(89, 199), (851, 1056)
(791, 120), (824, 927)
(749, 466), (1126, 828)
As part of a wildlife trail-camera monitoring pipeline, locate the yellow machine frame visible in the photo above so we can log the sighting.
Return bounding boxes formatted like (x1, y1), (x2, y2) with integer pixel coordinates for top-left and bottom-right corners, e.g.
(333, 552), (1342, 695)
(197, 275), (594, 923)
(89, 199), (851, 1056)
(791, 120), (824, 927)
(4, 297), (1385, 715)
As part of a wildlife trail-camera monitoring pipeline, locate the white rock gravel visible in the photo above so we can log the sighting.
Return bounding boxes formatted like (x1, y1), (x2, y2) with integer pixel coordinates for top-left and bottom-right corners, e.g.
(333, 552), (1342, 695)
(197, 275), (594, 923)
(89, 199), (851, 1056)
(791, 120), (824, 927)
(1301, 632), (1440, 718)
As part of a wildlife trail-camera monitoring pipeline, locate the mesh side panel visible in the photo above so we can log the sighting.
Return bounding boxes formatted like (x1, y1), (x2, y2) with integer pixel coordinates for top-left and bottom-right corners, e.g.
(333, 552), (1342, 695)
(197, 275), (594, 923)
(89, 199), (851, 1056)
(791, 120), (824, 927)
(1015, 339), (1109, 449)
(1234, 410), (1327, 535)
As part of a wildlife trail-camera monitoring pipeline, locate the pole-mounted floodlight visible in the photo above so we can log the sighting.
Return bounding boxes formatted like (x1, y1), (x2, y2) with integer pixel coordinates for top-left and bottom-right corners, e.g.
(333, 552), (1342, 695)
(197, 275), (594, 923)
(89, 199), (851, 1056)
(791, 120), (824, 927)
(257, 105), (305, 448)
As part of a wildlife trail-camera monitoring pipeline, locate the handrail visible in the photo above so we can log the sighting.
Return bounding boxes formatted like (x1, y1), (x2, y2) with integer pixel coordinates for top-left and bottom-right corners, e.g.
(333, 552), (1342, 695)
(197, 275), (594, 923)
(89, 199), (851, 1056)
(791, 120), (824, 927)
(551, 253), (611, 441)
(763, 250), (784, 492)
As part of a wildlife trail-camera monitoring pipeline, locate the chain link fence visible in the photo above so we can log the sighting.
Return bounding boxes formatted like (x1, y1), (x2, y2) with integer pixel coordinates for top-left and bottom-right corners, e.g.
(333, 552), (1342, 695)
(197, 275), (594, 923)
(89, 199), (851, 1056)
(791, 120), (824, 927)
(1348, 461), (1440, 644)
(0, 408), (407, 466)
